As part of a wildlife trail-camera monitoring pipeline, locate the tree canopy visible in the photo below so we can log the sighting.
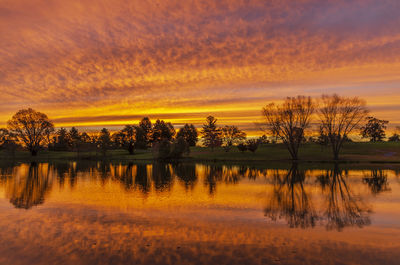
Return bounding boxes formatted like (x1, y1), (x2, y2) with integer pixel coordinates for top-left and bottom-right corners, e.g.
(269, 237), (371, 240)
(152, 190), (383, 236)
(7, 108), (54, 156)
(201, 116), (222, 150)
(263, 96), (314, 160)
(360, 116), (389, 142)
(318, 94), (369, 160)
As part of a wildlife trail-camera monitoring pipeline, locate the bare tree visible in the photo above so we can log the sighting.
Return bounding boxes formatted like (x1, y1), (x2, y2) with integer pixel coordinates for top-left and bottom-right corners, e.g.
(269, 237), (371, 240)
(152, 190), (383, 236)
(318, 94), (369, 160)
(221, 125), (246, 151)
(7, 108), (55, 156)
(262, 96), (314, 160)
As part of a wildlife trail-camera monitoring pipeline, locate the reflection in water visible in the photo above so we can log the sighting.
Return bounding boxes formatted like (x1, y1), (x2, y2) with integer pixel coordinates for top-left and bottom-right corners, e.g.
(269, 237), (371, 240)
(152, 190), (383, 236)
(264, 164), (318, 228)
(0, 161), (395, 231)
(318, 165), (371, 231)
(5, 163), (52, 209)
(264, 164), (372, 230)
(363, 169), (391, 195)
(173, 163), (197, 191)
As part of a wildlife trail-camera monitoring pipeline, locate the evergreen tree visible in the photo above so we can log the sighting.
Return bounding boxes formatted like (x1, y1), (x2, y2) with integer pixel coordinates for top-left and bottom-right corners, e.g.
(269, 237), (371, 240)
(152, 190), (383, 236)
(201, 116), (222, 151)
(139, 117), (152, 146)
(177, 124), (198, 146)
(152, 120), (175, 142)
(98, 128), (111, 155)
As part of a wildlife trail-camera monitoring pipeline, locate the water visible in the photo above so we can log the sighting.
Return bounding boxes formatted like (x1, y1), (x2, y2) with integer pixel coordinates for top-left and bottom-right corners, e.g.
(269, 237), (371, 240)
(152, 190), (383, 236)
(0, 161), (399, 265)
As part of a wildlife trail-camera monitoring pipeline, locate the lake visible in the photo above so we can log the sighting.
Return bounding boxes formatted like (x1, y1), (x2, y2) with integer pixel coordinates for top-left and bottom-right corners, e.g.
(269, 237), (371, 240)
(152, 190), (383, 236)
(0, 161), (399, 265)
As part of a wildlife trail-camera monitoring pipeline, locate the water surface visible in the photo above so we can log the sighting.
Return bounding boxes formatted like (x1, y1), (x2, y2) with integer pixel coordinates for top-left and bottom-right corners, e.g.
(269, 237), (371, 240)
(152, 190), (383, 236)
(0, 162), (399, 265)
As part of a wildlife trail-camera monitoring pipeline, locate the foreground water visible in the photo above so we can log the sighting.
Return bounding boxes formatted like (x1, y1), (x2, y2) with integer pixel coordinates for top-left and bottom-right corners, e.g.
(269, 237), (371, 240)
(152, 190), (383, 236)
(0, 162), (399, 265)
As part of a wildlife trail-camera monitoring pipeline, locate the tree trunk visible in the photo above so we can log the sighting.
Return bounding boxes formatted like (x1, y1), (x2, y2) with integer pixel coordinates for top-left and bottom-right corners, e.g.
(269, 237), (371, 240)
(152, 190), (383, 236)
(31, 149), (38, 156)
(128, 144), (135, 155)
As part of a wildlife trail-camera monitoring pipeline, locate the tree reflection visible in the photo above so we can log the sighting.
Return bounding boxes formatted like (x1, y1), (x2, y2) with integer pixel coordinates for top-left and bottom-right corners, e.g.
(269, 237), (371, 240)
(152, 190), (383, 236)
(264, 164), (318, 228)
(362, 169), (391, 194)
(317, 164), (371, 231)
(6, 162), (52, 209)
(173, 163), (197, 191)
(134, 164), (151, 194)
(151, 163), (173, 192)
(203, 165), (223, 195)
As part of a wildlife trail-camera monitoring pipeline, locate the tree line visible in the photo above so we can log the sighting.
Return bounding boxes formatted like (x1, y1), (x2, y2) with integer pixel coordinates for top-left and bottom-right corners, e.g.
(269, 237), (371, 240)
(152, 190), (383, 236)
(262, 94), (399, 160)
(0, 94), (399, 159)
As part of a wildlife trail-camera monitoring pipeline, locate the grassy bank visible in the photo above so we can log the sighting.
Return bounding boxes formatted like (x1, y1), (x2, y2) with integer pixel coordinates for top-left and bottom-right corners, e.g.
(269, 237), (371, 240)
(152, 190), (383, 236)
(1, 142), (400, 164)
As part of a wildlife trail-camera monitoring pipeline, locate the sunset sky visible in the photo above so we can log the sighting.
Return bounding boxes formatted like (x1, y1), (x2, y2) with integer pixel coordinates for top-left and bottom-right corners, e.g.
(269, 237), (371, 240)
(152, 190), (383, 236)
(1, 0), (400, 135)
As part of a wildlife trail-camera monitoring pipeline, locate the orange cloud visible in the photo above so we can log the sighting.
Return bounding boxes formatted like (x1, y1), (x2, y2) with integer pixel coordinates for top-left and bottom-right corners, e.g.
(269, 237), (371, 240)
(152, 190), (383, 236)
(1, 0), (400, 132)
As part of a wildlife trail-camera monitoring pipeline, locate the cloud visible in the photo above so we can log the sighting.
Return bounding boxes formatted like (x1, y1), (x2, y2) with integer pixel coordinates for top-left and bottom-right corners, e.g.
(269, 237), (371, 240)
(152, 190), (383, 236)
(0, 0), (400, 131)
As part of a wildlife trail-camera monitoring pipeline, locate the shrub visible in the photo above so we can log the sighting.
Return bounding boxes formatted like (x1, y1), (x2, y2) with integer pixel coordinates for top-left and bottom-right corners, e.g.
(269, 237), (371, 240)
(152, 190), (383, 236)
(237, 143), (247, 152)
(246, 139), (260, 153)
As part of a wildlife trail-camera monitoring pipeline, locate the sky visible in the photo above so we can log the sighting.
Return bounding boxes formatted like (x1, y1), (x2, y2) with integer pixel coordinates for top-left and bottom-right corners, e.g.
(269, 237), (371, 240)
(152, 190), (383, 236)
(1, 0), (400, 135)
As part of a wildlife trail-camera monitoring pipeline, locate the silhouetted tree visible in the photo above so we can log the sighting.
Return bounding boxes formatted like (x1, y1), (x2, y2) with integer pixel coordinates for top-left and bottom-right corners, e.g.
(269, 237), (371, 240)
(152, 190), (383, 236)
(68, 127), (80, 151)
(119, 125), (137, 154)
(316, 125), (329, 147)
(152, 138), (171, 160)
(134, 126), (148, 149)
(54, 127), (70, 151)
(151, 120), (175, 142)
(139, 117), (153, 146)
(69, 127), (80, 141)
(262, 96), (314, 160)
(318, 94), (369, 160)
(98, 128), (111, 156)
(388, 133), (400, 142)
(177, 124), (198, 146)
(201, 116), (222, 151)
(0, 128), (18, 155)
(7, 108), (54, 156)
(221, 125), (246, 151)
(246, 139), (260, 152)
(170, 136), (190, 158)
(257, 135), (269, 144)
(360, 116), (389, 142)
(237, 143), (247, 152)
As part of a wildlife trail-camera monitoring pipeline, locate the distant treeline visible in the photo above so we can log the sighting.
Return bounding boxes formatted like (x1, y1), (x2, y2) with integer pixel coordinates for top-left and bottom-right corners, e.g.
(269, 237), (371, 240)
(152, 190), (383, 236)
(0, 94), (399, 160)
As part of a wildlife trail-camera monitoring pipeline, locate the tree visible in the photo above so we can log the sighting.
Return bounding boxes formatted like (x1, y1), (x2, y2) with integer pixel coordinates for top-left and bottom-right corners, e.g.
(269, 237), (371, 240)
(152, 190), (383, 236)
(0, 128), (18, 155)
(54, 127), (70, 151)
(257, 135), (270, 144)
(201, 116), (222, 151)
(360, 116), (389, 142)
(134, 126), (148, 149)
(139, 117), (152, 146)
(119, 125), (137, 154)
(388, 133), (400, 142)
(318, 94), (369, 160)
(7, 108), (54, 156)
(151, 120), (175, 142)
(221, 125), (246, 151)
(177, 124), (198, 146)
(237, 143), (247, 152)
(246, 139), (260, 153)
(152, 139), (171, 160)
(68, 127), (80, 151)
(262, 96), (314, 160)
(98, 128), (111, 156)
(170, 136), (190, 158)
